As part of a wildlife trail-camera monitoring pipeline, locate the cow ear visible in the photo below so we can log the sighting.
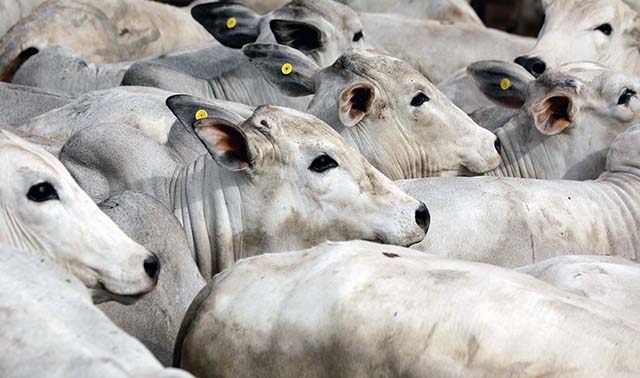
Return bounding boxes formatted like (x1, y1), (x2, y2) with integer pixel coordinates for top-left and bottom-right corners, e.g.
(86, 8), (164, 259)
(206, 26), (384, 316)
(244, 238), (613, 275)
(531, 92), (575, 135)
(243, 43), (320, 97)
(191, 3), (261, 48)
(166, 94), (246, 133)
(467, 60), (534, 109)
(193, 117), (252, 171)
(338, 83), (376, 127)
(270, 19), (323, 52)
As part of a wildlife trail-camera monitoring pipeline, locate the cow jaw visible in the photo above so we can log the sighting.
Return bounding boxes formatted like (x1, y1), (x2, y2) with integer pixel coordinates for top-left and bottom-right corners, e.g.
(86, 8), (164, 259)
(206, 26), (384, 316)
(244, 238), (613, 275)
(0, 131), (158, 303)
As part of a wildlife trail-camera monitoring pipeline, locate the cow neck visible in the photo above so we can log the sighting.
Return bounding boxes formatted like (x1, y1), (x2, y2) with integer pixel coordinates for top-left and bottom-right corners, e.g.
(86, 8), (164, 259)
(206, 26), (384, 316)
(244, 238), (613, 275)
(591, 171), (640, 260)
(169, 154), (247, 278)
(488, 118), (573, 179)
(341, 116), (434, 180)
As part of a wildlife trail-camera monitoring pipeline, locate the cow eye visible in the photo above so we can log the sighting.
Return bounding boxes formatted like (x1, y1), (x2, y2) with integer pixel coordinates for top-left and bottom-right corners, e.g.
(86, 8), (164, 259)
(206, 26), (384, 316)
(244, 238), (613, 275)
(595, 23), (613, 36)
(353, 31), (364, 42)
(309, 154), (338, 173)
(411, 92), (430, 107)
(27, 182), (59, 202)
(618, 88), (636, 105)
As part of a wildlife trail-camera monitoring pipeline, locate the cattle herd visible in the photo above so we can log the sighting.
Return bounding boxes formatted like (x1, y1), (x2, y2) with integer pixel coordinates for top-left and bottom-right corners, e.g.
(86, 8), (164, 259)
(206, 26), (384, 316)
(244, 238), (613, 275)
(2, 0), (640, 377)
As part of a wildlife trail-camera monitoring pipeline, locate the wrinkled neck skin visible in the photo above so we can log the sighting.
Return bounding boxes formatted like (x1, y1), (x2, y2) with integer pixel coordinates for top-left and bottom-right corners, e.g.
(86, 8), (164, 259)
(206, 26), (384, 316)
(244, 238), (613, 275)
(168, 155), (312, 278)
(488, 114), (609, 180)
(169, 155), (247, 278)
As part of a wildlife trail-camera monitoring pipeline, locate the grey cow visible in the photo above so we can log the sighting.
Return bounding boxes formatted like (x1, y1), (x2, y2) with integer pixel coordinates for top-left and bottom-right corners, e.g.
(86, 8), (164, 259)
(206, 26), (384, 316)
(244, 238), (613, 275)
(98, 191), (205, 366)
(60, 95), (429, 277)
(399, 124), (640, 267)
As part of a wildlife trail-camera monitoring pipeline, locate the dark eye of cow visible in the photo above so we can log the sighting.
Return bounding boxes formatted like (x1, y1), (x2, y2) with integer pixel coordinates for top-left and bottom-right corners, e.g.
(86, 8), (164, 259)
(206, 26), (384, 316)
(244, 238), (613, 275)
(27, 182), (59, 202)
(595, 23), (613, 36)
(353, 31), (364, 42)
(309, 154), (339, 173)
(411, 92), (430, 107)
(618, 88), (636, 105)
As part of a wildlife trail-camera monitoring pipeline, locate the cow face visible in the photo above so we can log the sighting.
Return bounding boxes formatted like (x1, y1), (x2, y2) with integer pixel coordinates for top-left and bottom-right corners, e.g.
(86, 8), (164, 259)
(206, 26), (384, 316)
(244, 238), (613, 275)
(192, 0), (365, 66)
(167, 95), (429, 249)
(0, 131), (159, 304)
(515, 0), (640, 77)
(244, 44), (501, 179)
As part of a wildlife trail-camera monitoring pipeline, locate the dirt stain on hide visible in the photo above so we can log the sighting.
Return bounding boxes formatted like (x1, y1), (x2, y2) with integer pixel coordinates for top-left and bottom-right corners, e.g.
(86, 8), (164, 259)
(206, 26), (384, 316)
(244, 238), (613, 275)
(427, 269), (468, 284)
(382, 252), (400, 259)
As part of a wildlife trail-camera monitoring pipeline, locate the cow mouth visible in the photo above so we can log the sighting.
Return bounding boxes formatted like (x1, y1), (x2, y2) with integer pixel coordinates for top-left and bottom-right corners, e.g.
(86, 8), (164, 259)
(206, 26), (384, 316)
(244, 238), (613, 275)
(89, 282), (148, 305)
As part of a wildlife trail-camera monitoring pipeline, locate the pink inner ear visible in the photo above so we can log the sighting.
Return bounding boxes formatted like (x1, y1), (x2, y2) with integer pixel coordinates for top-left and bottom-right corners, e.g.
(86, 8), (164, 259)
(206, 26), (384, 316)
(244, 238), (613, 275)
(339, 85), (374, 127)
(533, 95), (572, 135)
(198, 123), (249, 164)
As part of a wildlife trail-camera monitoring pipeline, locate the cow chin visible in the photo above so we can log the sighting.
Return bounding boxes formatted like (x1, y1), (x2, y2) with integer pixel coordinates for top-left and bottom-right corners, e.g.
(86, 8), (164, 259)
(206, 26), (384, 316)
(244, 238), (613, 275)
(89, 283), (148, 305)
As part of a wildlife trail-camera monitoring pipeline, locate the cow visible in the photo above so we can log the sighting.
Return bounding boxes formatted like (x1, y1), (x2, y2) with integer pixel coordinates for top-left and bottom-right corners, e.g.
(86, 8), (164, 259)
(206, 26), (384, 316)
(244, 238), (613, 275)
(244, 44), (500, 179)
(0, 246), (194, 378)
(515, 0), (640, 77)
(98, 191), (206, 366)
(398, 124), (640, 267)
(517, 255), (640, 326)
(360, 12), (534, 84)
(59, 95), (429, 277)
(0, 81), (71, 126)
(0, 0), (212, 82)
(174, 240), (640, 378)
(337, 0), (481, 24)
(0, 130), (160, 302)
(121, 0), (366, 109)
(468, 60), (640, 180)
(12, 46), (132, 96)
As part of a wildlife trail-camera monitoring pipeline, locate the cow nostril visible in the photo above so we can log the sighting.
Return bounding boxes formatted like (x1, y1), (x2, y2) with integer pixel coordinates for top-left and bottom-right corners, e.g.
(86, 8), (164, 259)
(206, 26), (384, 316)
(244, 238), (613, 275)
(514, 56), (546, 77)
(531, 60), (546, 75)
(143, 255), (160, 281)
(494, 138), (502, 154)
(415, 203), (430, 233)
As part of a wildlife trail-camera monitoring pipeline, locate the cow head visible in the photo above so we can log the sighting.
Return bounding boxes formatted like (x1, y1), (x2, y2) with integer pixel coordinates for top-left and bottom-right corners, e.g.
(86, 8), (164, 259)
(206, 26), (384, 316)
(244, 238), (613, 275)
(470, 60), (640, 178)
(0, 131), (159, 304)
(243, 44), (501, 179)
(191, 0), (365, 66)
(515, 0), (640, 77)
(167, 94), (429, 250)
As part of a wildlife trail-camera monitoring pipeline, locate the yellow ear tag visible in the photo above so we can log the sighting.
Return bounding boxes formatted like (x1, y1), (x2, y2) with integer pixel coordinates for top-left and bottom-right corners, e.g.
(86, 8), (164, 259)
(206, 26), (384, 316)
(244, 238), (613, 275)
(281, 63), (293, 75)
(500, 78), (511, 91)
(195, 109), (208, 120)
(226, 17), (237, 29)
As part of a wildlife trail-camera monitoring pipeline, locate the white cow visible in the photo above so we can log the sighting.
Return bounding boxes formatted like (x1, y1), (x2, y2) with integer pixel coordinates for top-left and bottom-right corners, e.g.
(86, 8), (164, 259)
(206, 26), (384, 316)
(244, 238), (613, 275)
(0, 129), (159, 302)
(469, 60), (640, 180)
(0, 246), (193, 378)
(398, 124), (640, 267)
(60, 96), (429, 277)
(337, 0), (481, 24)
(515, 0), (640, 77)
(0, 0), (47, 37)
(518, 255), (640, 326)
(175, 240), (640, 378)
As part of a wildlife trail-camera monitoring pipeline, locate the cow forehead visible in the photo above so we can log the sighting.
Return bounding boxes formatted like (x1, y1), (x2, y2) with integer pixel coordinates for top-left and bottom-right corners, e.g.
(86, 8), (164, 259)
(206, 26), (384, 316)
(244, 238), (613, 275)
(332, 49), (424, 87)
(276, 0), (361, 30)
(0, 133), (66, 179)
(533, 64), (612, 94)
(249, 106), (348, 148)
